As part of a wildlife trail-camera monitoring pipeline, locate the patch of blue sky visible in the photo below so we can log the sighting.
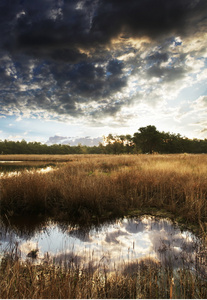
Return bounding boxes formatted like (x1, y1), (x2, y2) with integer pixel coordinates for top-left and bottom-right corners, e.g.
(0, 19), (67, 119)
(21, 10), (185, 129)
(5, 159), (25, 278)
(1, 116), (50, 141)
(106, 71), (112, 77)
(172, 80), (207, 107)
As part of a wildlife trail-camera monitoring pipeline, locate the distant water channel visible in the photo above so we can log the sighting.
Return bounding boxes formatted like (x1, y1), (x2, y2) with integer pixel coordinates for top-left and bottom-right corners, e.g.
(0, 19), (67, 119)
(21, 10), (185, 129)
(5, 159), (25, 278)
(0, 216), (206, 276)
(0, 160), (57, 176)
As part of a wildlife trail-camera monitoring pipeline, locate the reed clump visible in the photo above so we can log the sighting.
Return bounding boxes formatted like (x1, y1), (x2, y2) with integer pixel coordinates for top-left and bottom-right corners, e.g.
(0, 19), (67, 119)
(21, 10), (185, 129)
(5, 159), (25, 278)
(0, 154), (207, 231)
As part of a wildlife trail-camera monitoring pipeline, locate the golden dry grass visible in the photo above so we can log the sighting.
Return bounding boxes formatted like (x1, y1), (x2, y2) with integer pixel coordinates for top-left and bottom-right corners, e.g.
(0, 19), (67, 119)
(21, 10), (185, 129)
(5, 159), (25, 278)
(0, 154), (207, 232)
(0, 154), (82, 161)
(0, 256), (206, 299)
(1, 154), (207, 299)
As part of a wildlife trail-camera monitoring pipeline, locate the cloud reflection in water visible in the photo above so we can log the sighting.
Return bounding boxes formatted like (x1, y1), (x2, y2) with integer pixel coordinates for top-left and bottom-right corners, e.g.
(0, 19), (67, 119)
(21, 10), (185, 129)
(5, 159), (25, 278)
(0, 216), (201, 272)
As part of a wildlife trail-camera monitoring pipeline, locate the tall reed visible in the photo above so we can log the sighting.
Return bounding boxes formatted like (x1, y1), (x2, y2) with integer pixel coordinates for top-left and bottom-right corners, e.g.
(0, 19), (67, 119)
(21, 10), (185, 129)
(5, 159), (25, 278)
(0, 254), (206, 299)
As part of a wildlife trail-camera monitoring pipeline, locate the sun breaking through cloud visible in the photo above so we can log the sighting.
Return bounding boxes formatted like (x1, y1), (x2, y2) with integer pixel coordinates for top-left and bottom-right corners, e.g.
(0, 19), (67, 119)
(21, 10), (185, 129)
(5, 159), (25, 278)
(0, 0), (207, 142)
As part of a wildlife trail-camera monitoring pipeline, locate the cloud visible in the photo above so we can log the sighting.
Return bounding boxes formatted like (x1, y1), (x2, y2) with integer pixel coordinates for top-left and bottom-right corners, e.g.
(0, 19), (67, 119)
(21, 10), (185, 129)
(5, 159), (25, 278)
(194, 95), (207, 109)
(91, 0), (207, 41)
(46, 135), (103, 146)
(0, 0), (206, 125)
(46, 135), (68, 145)
(2, 0), (206, 54)
(201, 128), (207, 133)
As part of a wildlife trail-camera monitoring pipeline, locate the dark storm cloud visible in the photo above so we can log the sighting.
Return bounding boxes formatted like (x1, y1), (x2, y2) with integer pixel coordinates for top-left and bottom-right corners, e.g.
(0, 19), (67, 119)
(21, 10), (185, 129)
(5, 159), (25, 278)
(50, 59), (127, 104)
(146, 52), (169, 65)
(1, 0), (206, 59)
(10, 0), (100, 57)
(146, 65), (187, 82)
(91, 0), (207, 41)
(0, 0), (206, 120)
(1, 0), (207, 56)
(89, 98), (128, 119)
(51, 49), (88, 63)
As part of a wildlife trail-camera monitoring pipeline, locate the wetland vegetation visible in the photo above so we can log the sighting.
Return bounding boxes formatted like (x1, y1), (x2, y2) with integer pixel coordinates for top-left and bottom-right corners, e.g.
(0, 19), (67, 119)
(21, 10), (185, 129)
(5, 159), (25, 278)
(1, 154), (207, 228)
(0, 153), (207, 298)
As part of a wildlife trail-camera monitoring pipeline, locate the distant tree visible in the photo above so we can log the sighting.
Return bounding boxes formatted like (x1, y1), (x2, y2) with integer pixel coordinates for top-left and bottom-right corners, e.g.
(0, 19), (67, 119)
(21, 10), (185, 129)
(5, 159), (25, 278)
(104, 134), (116, 154)
(1, 126), (207, 155)
(133, 125), (162, 154)
(125, 134), (134, 153)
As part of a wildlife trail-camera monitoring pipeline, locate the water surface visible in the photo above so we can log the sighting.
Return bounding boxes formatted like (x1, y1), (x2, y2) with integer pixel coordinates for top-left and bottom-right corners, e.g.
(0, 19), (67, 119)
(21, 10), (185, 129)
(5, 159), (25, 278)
(0, 161), (57, 176)
(1, 216), (205, 275)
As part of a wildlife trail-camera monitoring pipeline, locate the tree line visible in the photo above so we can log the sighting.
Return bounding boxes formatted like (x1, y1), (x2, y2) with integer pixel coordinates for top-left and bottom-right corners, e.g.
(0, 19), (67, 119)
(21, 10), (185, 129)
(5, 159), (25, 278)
(1, 125), (207, 155)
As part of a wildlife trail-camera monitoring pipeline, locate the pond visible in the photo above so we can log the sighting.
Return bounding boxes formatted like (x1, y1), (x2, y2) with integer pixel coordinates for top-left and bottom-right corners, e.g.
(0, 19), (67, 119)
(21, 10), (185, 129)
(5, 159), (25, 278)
(0, 215), (206, 277)
(0, 160), (57, 176)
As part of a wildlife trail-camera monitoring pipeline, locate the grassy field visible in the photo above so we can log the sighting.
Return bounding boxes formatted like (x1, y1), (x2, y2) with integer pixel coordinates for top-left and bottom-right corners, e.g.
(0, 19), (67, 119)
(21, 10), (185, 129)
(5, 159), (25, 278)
(0, 154), (207, 298)
(0, 153), (207, 232)
(0, 154), (78, 161)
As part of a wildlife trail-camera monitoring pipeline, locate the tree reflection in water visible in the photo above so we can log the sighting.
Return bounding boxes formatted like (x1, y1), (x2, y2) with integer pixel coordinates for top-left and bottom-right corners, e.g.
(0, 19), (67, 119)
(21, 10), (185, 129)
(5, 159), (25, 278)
(1, 215), (206, 278)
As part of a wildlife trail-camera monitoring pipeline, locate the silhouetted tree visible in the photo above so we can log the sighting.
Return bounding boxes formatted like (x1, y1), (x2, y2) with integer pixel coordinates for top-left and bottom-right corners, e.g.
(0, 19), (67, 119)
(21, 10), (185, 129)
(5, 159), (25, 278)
(1, 126), (207, 155)
(133, 125), (162, 154)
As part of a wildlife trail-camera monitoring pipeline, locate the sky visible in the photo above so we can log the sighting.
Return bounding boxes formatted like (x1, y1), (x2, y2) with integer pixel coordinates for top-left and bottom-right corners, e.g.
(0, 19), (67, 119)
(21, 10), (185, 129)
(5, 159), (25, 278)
(0, 0), (207, 145)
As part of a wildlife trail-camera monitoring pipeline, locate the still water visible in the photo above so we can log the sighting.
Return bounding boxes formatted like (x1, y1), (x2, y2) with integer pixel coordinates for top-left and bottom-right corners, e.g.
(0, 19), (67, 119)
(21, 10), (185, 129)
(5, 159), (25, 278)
(0, 216), (205, 274)
(0, 161), (56, 177)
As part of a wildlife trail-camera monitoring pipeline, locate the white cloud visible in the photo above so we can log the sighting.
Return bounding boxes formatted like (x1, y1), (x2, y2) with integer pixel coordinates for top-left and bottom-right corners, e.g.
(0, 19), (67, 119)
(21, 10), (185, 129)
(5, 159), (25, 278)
(16, 11), (26, 19)
(192, 95), (207, 110)
(8, 134), (24, 141)
(46, 135), (103, 146)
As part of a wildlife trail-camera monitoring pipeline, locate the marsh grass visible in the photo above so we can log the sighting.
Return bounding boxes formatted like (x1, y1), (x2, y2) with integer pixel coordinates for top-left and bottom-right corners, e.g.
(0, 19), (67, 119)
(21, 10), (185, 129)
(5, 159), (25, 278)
(0, 154), (77, 162)
(0, 252), (206, 299)
(1, 152), (207, 299)
(1, 154), (207, 232)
